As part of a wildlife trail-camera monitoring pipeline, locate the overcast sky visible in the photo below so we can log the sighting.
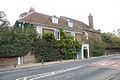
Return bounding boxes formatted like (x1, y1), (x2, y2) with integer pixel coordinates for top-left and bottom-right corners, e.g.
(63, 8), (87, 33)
(0, 0), (120, 32)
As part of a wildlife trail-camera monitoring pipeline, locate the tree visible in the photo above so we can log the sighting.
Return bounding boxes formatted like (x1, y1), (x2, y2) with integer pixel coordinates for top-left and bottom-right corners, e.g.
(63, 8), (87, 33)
(101, 32), (120, 49)
(0, 25), (35, 57)
(111, 35), (120, 48)
(113, 29), (120, 36)
(101, 33), (112, 43)
(0, 11), (10, 27)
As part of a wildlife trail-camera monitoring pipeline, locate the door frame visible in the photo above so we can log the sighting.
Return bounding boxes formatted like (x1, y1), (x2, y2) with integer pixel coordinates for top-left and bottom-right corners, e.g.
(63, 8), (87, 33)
(77, 44), (89, 59)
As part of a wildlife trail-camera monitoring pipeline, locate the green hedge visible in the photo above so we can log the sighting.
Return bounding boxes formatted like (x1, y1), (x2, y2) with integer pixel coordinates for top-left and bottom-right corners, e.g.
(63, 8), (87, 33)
(0, 26), (35, 57)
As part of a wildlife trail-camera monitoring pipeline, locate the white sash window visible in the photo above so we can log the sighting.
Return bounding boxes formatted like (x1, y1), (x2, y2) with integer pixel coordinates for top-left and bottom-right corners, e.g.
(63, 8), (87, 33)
(54, 29), (60, 40)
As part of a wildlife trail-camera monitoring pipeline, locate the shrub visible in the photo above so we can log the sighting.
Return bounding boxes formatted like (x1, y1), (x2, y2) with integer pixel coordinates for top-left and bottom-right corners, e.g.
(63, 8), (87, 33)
(89, 40), (105, 57)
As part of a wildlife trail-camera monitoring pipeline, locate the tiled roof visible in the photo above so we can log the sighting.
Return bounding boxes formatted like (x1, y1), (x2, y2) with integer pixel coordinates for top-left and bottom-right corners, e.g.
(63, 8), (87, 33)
(17, 11), (99, 33)
(60, 16), (99, 33)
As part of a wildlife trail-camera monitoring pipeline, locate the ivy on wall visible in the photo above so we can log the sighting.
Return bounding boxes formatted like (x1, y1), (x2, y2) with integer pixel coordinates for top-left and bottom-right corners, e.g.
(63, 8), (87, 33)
(33, 29), (81, 62)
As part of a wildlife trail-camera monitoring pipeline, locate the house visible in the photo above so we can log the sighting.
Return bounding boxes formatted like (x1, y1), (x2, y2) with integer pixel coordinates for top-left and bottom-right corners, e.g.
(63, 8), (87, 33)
(14, 8), (101, 64)
(16, 8), (100, 41)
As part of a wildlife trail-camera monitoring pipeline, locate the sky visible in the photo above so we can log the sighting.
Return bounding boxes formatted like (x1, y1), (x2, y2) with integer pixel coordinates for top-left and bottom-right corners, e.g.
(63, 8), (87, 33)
(0, 0), (120, 32)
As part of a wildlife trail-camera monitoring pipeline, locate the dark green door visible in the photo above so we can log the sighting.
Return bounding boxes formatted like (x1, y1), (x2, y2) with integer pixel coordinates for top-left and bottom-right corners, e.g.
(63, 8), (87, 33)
(84, 49), (88, 58)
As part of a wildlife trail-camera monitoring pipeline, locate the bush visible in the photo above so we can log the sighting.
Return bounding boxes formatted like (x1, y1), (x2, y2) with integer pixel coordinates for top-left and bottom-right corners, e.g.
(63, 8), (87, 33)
(101, 33), (120, 49)
(89, 40), (105, 57)
(33, 33), (61, 62)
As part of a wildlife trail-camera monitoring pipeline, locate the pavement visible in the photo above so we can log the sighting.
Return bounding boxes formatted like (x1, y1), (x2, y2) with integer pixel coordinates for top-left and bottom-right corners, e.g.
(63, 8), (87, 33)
(0, 55), (120, 80)
(0, 55), (114, 72)
(0, 59), (76, 72)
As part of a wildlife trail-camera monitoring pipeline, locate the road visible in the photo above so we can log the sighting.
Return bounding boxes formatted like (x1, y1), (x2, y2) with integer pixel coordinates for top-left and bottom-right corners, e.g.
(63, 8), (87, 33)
(0, 55), (120, 80)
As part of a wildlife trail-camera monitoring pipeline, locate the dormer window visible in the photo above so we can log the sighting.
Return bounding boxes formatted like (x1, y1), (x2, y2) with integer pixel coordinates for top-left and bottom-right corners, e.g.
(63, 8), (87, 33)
(68, 20), (73, 27)
(52, 15), (58, 24)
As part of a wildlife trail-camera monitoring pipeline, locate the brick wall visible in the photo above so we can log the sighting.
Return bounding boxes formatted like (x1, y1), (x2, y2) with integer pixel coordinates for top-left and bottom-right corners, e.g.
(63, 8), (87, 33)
(0, 57), (18, 67)
(88, 31), (101, 41)
(75, 33), (83, 42)
(104, 49), (120, 55)
(23, 52), (36, 64)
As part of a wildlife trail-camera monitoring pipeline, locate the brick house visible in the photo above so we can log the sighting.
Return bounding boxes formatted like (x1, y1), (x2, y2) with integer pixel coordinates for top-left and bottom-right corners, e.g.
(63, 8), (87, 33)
(15, 8), (101, 62)
(16, 8), (100, 42)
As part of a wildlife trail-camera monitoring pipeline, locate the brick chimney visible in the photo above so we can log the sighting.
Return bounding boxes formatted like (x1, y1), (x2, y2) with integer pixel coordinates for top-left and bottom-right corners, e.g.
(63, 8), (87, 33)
(29, 7), (35, 13)
(88, 13), (94, 28)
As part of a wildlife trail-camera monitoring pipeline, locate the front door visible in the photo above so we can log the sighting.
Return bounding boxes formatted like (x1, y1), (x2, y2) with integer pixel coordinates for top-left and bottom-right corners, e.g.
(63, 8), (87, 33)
(84, 49), (88, 58)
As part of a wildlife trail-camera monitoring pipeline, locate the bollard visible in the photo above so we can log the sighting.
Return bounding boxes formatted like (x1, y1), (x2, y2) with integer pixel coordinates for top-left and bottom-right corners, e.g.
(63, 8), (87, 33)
(41, 60), (44, 64)
(14, 64), (16, 68)
(60, 59), (62, 62)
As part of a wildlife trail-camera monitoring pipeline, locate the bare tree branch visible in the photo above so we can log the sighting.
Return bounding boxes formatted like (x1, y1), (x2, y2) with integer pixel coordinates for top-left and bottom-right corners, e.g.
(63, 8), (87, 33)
(0, 11), (10, 27)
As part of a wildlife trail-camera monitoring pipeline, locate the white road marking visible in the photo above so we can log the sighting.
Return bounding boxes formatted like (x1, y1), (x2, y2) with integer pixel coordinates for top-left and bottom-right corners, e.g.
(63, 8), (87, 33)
(52, 72), (55, 75)
(16, 66), (82, 80)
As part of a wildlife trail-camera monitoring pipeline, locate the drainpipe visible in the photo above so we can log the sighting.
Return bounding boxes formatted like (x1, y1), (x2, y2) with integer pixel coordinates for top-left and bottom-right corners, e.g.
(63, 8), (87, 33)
(87, 44), (90, 58)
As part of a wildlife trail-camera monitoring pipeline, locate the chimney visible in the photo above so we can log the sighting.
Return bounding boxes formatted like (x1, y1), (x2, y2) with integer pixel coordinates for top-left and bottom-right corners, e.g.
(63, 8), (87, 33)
(88, 13), (94, 28)
(29, 7), (35, 13)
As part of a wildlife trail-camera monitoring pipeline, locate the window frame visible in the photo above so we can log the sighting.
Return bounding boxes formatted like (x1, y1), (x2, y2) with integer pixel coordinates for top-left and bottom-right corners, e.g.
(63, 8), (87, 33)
(52, 17), (58, 24)
(54, 29), (60, 40)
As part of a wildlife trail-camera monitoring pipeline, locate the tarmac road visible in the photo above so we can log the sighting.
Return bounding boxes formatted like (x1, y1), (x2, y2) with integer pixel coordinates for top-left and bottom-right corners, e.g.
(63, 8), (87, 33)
(0, 55), (120, 80)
